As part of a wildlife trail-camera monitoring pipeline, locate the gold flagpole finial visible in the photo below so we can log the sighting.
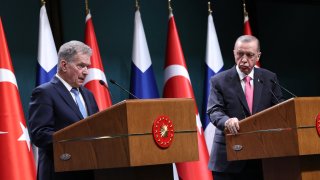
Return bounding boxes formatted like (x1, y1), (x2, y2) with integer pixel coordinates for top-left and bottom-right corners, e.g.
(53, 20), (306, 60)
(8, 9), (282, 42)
(135, 0), (140, 10)
(85, 0), (89, 15)
(208, 1), (212, 14)
(168, 0), (173, 14)
(243, 0), (248, 17)
(41, 0), (46, 6)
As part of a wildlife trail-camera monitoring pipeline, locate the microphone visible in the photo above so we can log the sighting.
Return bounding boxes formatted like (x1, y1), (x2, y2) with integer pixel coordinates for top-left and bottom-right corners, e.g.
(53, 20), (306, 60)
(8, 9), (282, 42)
(269, 90), (280, 103)
(109, 79), (140, 99)
(258, 78), (279, 103)
(271, 79), (297, 98)
(99, 80), (113, 99)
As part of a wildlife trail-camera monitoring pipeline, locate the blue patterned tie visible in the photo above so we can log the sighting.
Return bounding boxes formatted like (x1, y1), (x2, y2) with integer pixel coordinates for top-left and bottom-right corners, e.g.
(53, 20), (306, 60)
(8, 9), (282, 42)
(71, 88), (88, 118)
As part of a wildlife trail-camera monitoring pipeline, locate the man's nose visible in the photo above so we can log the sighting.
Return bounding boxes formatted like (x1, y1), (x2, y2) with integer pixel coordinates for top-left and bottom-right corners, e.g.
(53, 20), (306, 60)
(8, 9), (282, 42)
(240, 57), (248, 63)
(82, 68), (89, 74)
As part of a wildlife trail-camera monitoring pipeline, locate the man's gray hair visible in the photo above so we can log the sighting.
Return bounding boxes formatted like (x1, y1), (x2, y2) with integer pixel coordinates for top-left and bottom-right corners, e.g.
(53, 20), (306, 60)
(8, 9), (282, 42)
(58, 40), (92, 63)
(235, 35), (260, 51)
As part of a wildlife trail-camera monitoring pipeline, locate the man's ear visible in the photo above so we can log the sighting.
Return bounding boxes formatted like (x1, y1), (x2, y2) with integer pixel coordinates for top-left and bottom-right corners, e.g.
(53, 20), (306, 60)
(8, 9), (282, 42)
(257, 52), (261, 59)
(60, 60), (68, 72)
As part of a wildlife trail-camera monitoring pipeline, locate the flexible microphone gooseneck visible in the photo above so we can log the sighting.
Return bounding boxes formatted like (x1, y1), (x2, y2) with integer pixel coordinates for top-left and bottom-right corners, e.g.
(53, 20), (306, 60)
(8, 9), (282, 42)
(269, 89), (280, 103)
(98, 80), (113, 99)
(109, 79), (140, 99)
(271, 79), (297, 98)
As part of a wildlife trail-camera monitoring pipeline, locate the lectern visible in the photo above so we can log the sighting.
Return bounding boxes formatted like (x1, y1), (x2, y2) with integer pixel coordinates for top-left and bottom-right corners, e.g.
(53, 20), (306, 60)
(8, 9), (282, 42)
(226, 97), (320, 180)
(53, 98), (198, 179)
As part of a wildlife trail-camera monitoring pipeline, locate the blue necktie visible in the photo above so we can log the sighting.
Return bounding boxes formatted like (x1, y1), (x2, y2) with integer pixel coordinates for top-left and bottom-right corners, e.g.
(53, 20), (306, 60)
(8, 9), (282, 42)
(71, 88), (88, 118)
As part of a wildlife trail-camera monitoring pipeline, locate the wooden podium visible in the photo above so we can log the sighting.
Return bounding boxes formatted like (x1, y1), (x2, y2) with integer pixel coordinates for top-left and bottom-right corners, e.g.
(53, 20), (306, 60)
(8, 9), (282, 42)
(53, 98), (198, 179)
(226, 97), (320, 180)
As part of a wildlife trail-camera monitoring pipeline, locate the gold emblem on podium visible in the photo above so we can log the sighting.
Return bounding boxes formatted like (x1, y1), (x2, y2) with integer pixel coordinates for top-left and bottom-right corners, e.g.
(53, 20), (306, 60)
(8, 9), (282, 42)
(152, 115), (174, 148)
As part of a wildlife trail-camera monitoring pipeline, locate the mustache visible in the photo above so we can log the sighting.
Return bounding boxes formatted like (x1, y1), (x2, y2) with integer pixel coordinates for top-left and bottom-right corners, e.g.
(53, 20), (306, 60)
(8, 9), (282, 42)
(239, 64), (249, 68)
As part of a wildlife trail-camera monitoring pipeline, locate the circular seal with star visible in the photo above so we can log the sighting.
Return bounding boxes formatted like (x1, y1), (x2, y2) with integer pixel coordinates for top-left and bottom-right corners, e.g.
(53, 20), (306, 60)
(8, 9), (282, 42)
(316, 113), (320, 137)
(152, 115), (174, 148)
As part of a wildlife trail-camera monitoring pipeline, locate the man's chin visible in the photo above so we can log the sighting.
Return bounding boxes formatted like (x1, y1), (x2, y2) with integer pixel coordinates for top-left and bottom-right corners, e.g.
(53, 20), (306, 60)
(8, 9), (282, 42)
(78, 79), (84, 85)
(240, 67), (248, 72)
(75, 82), (83, 87)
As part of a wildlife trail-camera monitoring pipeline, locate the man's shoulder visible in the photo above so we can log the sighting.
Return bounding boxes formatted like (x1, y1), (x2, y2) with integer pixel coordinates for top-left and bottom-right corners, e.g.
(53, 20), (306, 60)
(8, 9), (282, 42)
(32, 78), (60, 95)
(210, 67), (235, 80)
(80, 86), (95, 96)
(35, 80), (55, 90)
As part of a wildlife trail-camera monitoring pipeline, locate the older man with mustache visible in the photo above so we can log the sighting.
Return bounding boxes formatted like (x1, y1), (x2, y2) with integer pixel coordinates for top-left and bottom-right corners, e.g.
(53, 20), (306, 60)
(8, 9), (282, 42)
(207, 35), (284, 180)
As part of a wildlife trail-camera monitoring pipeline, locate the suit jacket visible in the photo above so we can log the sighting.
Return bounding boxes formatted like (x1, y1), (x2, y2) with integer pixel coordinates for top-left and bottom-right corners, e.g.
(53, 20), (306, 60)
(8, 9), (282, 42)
(207, 66), (283, 173)
(28, 76), (99, 180)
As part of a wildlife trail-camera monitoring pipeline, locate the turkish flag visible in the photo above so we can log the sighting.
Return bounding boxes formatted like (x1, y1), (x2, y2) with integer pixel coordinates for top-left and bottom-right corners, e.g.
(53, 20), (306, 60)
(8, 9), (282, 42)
(244, 13), (261, 67)
(0, 17), (36, 180)
(163, 14), (213, 180)
(244, 14), (253, 35)
(84, 12), (112, 110)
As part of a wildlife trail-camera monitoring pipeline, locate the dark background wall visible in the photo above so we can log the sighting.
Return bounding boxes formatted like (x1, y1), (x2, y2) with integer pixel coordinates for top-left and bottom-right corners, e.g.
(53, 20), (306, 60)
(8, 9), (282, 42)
(0, 0), (319, 117)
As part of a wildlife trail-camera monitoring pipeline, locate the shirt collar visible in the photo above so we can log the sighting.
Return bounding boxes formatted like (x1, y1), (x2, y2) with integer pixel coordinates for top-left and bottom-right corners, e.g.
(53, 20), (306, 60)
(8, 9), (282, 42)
(236, 65), (254, 80)
(55, 74), (75, 92)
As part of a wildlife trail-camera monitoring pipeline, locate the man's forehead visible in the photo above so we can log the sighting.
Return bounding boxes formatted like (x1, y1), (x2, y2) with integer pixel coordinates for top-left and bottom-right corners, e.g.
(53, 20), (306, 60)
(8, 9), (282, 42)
(73, 53), (90, 61)
(235, 48), (257, 52)
(235, 43), (258, 51)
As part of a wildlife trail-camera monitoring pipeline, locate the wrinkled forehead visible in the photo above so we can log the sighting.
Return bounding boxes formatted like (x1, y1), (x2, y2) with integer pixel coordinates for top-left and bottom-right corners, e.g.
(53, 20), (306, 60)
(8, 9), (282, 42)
(234, 41), (259, 52)
(71, 53), (91, 63)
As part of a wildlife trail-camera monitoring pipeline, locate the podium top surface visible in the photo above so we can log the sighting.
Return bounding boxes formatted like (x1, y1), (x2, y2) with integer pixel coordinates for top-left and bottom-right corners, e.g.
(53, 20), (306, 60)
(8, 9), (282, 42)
(226, 97), (320, 160)
(238, 97), (320, 131)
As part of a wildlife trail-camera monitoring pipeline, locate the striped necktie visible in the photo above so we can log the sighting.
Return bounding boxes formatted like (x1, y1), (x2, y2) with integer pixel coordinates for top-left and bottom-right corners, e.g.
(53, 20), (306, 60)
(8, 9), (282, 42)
(71, 88), (88, 118)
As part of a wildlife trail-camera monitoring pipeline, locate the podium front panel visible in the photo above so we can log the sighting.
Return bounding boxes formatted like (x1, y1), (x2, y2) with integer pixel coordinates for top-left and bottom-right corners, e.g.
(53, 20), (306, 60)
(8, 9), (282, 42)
(53, 98), (198, 172)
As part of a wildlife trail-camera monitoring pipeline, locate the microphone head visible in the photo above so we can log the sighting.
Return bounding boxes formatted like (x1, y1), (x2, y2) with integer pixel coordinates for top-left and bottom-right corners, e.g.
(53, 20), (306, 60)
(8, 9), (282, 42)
(109, 79), (116, 84)
(99, 80), (105, 85)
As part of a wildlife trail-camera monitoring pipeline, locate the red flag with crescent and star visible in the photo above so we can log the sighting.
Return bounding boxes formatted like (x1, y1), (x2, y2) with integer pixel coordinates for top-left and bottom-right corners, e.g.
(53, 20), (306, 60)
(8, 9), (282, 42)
(84, 11), (112, 110)
(244, 7), (261, 67)
(0, 17), (36, 180)
(163, 13), (213, 180)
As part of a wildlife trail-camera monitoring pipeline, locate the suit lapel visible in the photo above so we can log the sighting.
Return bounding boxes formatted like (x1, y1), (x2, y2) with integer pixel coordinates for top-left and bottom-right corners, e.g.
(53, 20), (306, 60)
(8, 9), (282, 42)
(79, 87), (93, 116)
(253, 68), (263, 114)
(51, 76), (84, 119)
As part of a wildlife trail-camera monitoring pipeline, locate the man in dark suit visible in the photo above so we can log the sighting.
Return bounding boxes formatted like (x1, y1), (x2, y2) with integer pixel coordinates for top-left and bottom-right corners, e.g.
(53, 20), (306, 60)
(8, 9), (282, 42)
(28, 40), (99, 180)
(207, 35), (283, 180)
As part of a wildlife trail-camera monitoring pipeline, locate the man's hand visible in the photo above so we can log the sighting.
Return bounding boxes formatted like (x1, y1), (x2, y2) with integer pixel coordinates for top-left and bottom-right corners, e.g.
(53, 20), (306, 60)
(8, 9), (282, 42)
(225, 118), (240, 134)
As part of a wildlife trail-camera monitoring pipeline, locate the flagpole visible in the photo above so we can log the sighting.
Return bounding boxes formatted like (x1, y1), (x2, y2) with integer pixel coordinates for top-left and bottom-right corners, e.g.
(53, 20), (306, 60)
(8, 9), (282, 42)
(135, 0), (139, 10)
(168, 0), (173, 14)
(243, 0), (252, 35)
(243, 0), (248, 18)
(85, 0), (89, 15)
(208, 1), (212, 15)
